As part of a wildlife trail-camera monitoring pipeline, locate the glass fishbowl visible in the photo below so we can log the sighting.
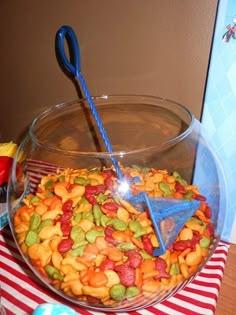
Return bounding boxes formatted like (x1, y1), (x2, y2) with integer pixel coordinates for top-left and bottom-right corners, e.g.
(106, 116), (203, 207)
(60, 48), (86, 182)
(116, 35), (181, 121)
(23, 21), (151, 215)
(7, 95), (226, 312)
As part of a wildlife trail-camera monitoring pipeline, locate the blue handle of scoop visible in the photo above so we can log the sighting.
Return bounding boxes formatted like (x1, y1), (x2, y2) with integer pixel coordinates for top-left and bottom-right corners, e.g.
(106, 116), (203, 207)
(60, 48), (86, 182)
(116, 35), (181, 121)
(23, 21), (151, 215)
(56, 25), (123, 181)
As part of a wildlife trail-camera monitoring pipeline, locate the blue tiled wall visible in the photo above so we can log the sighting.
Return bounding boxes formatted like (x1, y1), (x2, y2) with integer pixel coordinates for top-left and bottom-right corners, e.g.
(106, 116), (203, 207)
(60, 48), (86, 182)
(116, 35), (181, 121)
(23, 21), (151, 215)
(201, 0), (236, 242)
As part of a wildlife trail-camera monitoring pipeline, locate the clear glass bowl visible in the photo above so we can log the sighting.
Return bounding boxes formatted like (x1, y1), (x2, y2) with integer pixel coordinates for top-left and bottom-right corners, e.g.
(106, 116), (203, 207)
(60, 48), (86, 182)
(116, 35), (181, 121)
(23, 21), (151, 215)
(7, 95), (226, 312)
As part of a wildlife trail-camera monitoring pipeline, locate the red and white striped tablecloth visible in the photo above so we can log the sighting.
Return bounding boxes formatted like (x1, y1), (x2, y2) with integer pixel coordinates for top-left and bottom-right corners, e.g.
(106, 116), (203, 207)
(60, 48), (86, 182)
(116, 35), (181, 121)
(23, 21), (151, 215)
(0, 226), (230, 315)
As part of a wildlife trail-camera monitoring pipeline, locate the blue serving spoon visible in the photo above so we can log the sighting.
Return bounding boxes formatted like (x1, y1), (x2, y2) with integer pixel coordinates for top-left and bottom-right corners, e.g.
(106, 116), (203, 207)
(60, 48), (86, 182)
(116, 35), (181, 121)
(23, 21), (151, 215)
(56, 25), (201, 255)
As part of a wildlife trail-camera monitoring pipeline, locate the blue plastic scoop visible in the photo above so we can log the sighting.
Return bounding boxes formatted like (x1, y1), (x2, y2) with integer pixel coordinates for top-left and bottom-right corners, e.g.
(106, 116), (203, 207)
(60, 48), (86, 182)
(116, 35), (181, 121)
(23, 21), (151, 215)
(128, 193), (200, 255)
(56, 25), (201, 255)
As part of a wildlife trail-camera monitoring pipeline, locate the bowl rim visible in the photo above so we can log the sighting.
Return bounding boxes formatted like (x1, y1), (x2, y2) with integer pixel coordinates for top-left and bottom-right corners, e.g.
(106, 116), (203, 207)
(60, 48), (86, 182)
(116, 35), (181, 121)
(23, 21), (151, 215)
(29, 94), (195, 157)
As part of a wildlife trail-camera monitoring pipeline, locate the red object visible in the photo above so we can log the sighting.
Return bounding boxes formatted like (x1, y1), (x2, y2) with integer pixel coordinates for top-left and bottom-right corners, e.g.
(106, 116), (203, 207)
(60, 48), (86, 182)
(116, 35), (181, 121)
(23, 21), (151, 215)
(84, 191), (97, 205)
(57, 238), (74, 253)
(85, 184), (106, 195)
(59, 210), (73, 223)
(0, 156), (13, 185)
(204, 205), (212, 218)
(62, 199), (73, 212)
(99, 258), (115, 271)
(114, 262), (136, 287)
(102, 201), (119, 211)
(60, 222), (72, 236)
(125, 250), (142, 268)
(154, 257), (170, 280)
(173, 240), (194, 251)
(142, 235), (153, 255)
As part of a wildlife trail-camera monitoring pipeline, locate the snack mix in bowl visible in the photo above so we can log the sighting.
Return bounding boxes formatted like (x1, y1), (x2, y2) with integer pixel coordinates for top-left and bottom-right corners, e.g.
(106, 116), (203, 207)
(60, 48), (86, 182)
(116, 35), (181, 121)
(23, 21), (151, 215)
(7, 95), (226, 312)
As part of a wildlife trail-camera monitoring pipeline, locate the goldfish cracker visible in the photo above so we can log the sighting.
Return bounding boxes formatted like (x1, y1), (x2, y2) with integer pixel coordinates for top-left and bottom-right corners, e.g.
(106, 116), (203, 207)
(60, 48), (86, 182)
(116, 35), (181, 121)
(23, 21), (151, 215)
(50, 235), (63, 251)
(166, 175), (176, 184)
(138, 217), (152, 228)
(131, 236), (144, 249)
(118, 198), (139, 214)
(135, 211), (148, 222)
(176, 274), (184, 283)
(39, 174), (56, 187)
(38, 222), (63, 240)
(58, 185), (85, 205)
(104, 270), (121, 287)
(178, 256), (189, 279)
(28, 243), (52, 267)
(102, 299), (117, 306)
(116, 207), (130, 223)
(112, 230), (131, 243)
(107, 247), (124, 262)
(185, 184), (199, 194)
(51, 250), (63, 270)
(20, 242), (28, 255)
(88, 271), (109, 288)
(179, 247), (192, 257)
(20, 211), (31, 223)
(94, 254), (107, 266)
(142, 279), (161, 293)
(179, 227), (193, 241)
(16, 231), (26, 245)
(60, 264), (77, 277)
(150, 234), (159, 248)
(135, 267), (143, 290)
(75, 202), (92, 214)
(77, 219), (95, 233)
(35, 203), (49, 216)
(42, 196), (60, 209)
(189, 264), (200, 276)
(185, 244), (203, 266)
(13, 206), (34, 226)
(159, 249), (171, 261)
(53, 185), (68, 197)
(201, 247), (210, 257)
(88, 172), (104, 184)
(41, 209), (63, 221)
(82, 286), (110, 300)
(142, 270), (160, 280)
(64, 270), (80, 282)
(195, 210), (210, 223)
(185, 220), (205, 234)
(161, 278), (170, 285)
(61, 279), (83, 296)
(160, 252), (171, 271)
(93, 235), (108, 251)
(170, 251), (179, 264)
(79, 268), (94, 286)
(15, 222), (29, 233)
(140, 259), (156, 273)
(168, 275), (177, 287)
(62, 253), (87, 271)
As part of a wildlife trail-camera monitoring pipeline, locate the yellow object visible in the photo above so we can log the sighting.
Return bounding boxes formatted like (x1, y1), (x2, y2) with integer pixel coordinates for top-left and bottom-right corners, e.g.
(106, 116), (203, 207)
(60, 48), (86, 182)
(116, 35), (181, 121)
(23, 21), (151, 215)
(0, 141), (17, 157)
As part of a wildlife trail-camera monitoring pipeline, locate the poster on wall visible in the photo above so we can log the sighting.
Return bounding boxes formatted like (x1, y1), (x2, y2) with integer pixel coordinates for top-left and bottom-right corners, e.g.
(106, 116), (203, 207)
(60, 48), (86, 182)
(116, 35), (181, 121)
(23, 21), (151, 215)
(201, 0), (236, 243)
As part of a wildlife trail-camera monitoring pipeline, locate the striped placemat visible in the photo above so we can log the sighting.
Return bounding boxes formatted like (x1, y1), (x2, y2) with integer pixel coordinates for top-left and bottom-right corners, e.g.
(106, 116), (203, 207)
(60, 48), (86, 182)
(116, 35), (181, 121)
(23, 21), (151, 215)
(0, 226), (229, 315)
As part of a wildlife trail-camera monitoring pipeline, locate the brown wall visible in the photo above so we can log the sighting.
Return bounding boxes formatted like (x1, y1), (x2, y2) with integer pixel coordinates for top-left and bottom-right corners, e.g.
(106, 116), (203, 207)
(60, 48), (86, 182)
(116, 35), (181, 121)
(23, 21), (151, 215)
(0, 0), (218, 142)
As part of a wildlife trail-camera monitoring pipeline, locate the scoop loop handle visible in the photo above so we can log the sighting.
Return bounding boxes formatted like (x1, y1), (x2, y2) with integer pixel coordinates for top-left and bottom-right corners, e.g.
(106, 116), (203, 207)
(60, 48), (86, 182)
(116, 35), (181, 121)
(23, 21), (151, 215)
(56, 25), (81, 77)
